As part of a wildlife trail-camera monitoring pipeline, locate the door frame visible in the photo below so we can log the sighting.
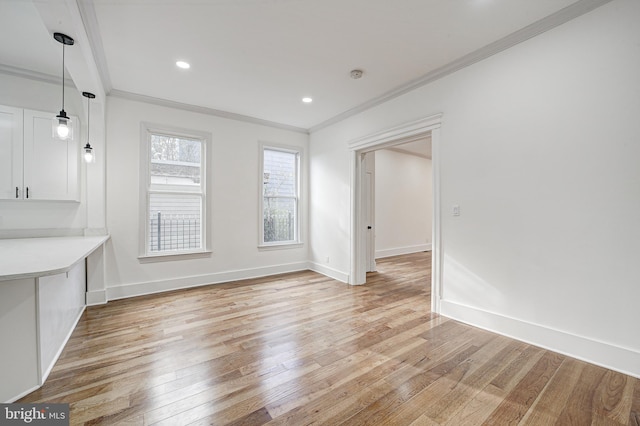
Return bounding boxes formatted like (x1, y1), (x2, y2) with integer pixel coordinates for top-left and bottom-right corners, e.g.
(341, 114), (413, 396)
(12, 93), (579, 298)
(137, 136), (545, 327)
(348, 114), (443, 313)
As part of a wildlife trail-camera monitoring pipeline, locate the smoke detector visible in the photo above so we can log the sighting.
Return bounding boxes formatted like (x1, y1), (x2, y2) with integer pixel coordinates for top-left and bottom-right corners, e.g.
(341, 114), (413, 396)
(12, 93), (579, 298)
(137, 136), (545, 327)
(350, 69), (363, 79)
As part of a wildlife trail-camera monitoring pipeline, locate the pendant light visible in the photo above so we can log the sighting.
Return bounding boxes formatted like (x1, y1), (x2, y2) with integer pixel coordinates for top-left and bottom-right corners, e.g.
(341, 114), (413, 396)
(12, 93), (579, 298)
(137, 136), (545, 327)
(82, 92), (95, 163)
(53, 32), (74, 140)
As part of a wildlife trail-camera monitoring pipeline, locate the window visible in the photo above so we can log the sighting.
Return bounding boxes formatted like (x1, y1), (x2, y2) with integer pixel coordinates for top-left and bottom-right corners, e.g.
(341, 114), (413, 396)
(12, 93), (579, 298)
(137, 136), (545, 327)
(140, 124), (210, 258)
(260, 145), (300, 246)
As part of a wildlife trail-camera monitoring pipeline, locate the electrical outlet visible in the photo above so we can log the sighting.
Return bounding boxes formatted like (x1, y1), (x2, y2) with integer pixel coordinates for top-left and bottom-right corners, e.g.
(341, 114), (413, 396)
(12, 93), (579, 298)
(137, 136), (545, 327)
(326, 256), (330, 264)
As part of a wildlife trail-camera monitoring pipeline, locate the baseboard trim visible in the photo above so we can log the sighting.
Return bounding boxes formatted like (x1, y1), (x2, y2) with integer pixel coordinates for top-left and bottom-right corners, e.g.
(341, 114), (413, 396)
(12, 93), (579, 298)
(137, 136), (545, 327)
(440, 299), (640, 379)
(375, 243), (432, 259)
(308, 262), (349, 283)
(86, 290), (107, 306)
(106, 261), (311, 300)
(4, 385), (41, 404)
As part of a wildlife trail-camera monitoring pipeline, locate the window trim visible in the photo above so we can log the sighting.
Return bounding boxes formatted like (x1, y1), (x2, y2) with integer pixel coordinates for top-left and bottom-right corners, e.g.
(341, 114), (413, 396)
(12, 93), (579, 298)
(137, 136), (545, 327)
(139, 122), (212, 261)
(258, 143), (302, 248)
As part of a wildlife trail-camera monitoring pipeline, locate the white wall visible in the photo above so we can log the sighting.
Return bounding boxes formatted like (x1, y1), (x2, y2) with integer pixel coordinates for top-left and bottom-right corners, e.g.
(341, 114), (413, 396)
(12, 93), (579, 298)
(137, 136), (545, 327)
(105, 96), (309, 298)
(307, 124), (351, 282)
(0, 74), (91, 237)
(375, 149), (432, 258)
(309, 0), (640, 376)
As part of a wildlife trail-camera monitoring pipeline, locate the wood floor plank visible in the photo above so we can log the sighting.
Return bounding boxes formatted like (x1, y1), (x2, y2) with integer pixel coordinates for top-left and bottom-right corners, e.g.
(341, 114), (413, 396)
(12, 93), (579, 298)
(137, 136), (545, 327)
(443, 384), (507, 426)
(519, 358), (586, 426)
(555, 362), (609, 425)
(422, 336), (520, 423)
(264, 333), (436, 424)
(409, 414), (440, 426)
(483, 351), (564, 425)
(593, 369), (636, 425)
(369, 339), (501, 426)
(339, 337), (492, 425)
(16, 252), (640, 425)
(630, 378), (640, 426)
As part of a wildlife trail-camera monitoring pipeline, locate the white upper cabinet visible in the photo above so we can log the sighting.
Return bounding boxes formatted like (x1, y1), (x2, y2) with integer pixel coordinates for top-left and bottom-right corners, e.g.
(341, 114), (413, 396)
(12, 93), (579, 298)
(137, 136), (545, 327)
(0, 105), (79, 202)
(24, 109), (79, 201)
(0, 105), (24, 200)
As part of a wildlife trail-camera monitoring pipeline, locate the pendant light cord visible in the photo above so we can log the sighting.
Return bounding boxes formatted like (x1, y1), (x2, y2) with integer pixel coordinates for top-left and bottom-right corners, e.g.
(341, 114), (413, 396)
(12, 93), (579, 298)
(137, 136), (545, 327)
(61, 43), (65, 111)
(87, 95), (90, 140)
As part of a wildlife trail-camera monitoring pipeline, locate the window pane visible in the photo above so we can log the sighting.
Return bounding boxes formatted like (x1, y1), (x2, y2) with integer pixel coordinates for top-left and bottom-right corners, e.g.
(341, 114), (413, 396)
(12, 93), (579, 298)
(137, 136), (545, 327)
(149, 193), (202, 252)
(263, 197), (296, 243)
(263, 149), (296, 197)
(150, 134), (201, 186)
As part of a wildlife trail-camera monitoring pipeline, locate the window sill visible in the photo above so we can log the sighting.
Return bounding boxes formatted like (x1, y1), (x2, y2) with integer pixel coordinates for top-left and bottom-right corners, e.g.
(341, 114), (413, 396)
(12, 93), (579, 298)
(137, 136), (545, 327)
(258, 242), (304, 251)
(138, 250), (212, 263)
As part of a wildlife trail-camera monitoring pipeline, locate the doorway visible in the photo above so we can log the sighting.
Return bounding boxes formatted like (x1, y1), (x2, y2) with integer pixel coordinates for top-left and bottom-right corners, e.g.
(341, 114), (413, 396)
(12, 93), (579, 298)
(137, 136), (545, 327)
(348, 114), (443, 313)
(370, 139), (432, 263)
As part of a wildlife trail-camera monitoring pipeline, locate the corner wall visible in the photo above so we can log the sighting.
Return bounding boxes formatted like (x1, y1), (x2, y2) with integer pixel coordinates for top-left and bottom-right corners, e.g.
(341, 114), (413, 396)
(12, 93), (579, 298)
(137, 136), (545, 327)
(309, 0), (640, 376)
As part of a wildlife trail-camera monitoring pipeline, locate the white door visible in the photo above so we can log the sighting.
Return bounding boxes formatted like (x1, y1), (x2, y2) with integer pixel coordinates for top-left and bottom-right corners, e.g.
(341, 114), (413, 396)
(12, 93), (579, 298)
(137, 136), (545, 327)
(23, 109), (79, 201)
(0, 105), (24, 200)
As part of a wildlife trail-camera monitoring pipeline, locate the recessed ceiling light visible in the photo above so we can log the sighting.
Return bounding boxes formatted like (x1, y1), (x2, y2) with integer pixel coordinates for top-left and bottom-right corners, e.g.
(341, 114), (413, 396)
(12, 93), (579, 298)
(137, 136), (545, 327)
(302, 97), (313, 103)
(176, 61), (190, 69)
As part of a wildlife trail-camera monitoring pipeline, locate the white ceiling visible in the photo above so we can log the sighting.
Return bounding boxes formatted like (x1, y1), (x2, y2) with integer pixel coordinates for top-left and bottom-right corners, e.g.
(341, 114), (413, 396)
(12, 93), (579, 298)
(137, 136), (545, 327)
(0, 1), (65, 78)
(0, 0), (606, 131)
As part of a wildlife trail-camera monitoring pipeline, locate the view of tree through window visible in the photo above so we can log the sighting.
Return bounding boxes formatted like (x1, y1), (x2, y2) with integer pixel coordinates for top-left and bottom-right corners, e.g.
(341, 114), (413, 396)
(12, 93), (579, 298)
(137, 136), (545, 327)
(263, 148), (298, 243)
(150, 135), (201, 186)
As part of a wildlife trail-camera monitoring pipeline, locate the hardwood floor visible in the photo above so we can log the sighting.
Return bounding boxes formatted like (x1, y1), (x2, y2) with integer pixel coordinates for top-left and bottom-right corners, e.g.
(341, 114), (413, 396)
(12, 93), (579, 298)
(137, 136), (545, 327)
(20, 252), (640, 425)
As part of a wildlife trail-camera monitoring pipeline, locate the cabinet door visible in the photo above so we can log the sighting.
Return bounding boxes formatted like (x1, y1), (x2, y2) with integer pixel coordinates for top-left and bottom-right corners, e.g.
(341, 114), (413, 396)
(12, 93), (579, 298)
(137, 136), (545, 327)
(23, 109), (79, 201)
(0, 105), (24, 200)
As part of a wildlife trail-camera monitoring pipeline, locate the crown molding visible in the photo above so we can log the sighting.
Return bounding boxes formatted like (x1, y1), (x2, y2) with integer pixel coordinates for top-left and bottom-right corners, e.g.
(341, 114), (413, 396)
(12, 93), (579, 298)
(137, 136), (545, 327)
(109, 89), (309, 134)
(0, 63), (308, 134)
(309, 0), (613, 133)
(4, 0), (612, 136)
(0, 64), (76, 88)
(76, 0), (113, 93)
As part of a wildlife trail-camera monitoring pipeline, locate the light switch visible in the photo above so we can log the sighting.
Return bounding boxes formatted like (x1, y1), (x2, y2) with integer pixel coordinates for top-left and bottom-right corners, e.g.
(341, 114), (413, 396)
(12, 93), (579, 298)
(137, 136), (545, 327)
(452, 205), (460, 216)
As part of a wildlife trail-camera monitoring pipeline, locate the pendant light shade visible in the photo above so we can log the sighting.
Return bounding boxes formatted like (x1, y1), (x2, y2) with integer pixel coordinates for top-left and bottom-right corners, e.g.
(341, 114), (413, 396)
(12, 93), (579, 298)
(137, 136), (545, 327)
(82, 92), (96, 163)
(53, 32), (74, 140)
(83, 143), (94, 163)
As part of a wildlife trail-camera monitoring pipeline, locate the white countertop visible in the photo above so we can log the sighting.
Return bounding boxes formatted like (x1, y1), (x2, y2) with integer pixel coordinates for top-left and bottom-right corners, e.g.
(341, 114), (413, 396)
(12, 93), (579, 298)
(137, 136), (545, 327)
(0, 235), (110, 281)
